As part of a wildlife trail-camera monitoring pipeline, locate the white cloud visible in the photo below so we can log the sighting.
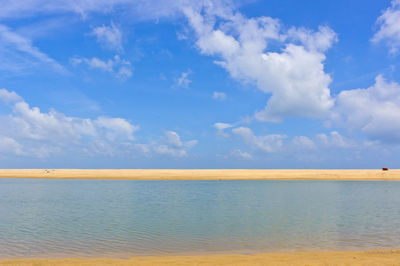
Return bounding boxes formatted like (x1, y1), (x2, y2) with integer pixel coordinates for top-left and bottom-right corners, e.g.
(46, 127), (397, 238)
(71, 57), (112, 72)
(232, 126), (286, 153)
(334, 75), (400, 143)
(223, 126), (375, 167)
(292, 136), (316, 150)
(71, 55), (133, 80)
(254, 44), (334, 122)
(116, 66), (133, 80)
(212, 91), (226, 100)
(0, 136), (24, 156)
(152, 144), (187, 157)
(372, 0), (400, 54)
(315, 131), (354, 149)
(165, 130), (184, 147)
(230, 149), (252, 159)
(214, 122), (233, 137)
(288, 26), (338, 52)
(214, 122), (233, 130)
(0, 24), (65, 73)
(94, 117), (137, 141)
(176, 69), (192, 88)
(0, 89), (23, 104)
(183, 4), (336, 122)
(227, 124), (357, 156)
(0, 90), (200, 159)
(0, 88), (138, 157)
(152, 131), (198, 157)
(91, 22), (123, 52)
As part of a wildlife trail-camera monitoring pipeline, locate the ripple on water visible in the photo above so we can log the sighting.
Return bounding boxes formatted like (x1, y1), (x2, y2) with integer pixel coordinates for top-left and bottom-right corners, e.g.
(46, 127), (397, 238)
(1, 179), (400, 257)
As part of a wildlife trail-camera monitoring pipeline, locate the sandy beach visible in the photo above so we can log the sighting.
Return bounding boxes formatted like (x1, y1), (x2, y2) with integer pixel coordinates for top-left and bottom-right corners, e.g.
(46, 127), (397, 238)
(0, 169), (399, 180)
(1, 250), (400, 265)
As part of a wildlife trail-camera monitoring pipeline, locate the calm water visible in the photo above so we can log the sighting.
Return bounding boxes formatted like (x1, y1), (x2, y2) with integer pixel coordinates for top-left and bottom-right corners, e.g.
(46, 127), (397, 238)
(1, 179), (400, 258)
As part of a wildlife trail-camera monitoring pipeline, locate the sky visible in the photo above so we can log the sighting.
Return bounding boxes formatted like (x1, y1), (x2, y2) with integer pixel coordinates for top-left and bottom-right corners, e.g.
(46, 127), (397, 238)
(0, 0), (400, 169)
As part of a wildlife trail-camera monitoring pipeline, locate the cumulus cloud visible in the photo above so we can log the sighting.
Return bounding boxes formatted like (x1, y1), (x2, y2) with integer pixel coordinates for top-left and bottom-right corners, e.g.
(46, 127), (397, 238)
(183, 3), (336, 122)
(254, 43), (334, 122)
(372, 0), (400, 54)
(226, 126), (364, 165)
(0, 24), (65, 73)
(152, 131), (198, 157)
(70, 55), (132, 80)
(334, 75), (400, 143)
(229, 128), (391, 166)
(0, 88), (139, 157)
(232, 127), (286, 153)
(217, 125), (348, 156)
(0, 89), (201, 159)
(91, 22), (123, 52)
(212, 91), (226, 100)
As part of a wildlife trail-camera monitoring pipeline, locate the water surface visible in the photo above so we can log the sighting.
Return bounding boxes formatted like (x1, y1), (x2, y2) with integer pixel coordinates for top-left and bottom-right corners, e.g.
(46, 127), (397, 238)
(1, 179), (400, 258)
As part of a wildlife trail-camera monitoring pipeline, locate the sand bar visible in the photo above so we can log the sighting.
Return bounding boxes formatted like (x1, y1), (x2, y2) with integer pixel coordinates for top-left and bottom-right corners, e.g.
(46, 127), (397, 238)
(1, 250), (400, 265)
(0, 169), (399, 180)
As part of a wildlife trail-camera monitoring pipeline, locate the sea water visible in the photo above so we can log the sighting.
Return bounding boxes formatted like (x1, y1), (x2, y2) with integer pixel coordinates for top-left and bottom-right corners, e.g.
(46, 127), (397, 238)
(1, 179), (400, 257)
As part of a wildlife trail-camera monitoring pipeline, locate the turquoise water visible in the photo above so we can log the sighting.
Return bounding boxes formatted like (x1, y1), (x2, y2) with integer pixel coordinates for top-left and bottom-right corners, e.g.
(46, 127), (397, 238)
(1, 179), (400, 258)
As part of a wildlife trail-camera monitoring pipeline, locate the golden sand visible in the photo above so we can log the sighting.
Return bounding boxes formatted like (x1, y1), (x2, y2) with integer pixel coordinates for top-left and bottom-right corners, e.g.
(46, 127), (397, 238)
(1, 250), (400, 265)
(0, 169), (399, 180)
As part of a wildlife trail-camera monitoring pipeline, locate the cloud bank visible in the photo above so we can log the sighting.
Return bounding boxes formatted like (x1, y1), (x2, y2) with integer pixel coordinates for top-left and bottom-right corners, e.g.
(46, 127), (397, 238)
(0, 88), (197, 159)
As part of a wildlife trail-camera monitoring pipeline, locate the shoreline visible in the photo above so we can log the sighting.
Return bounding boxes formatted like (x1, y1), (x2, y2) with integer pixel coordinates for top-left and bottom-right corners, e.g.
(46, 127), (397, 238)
(0, 169), (399, 180)
(1, 250), (400, 265)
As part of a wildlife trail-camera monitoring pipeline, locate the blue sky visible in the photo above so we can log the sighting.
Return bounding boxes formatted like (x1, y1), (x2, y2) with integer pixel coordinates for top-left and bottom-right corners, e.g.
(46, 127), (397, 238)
(0, 0), (400, 169)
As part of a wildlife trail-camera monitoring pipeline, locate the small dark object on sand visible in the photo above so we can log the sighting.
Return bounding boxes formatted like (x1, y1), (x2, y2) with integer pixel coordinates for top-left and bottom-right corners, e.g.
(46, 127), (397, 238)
(382, 168), (389, 171)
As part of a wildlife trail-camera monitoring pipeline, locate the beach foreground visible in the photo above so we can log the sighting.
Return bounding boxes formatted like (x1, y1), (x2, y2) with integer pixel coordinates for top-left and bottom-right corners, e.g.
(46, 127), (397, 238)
(0, 169), (399, 180)
(1, 250), (400, 265)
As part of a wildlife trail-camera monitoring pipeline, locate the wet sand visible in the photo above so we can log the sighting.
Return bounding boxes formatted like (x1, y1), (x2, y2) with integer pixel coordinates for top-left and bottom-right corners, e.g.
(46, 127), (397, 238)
(1, 250), (400, 265)
(0, 169), (399, 180)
